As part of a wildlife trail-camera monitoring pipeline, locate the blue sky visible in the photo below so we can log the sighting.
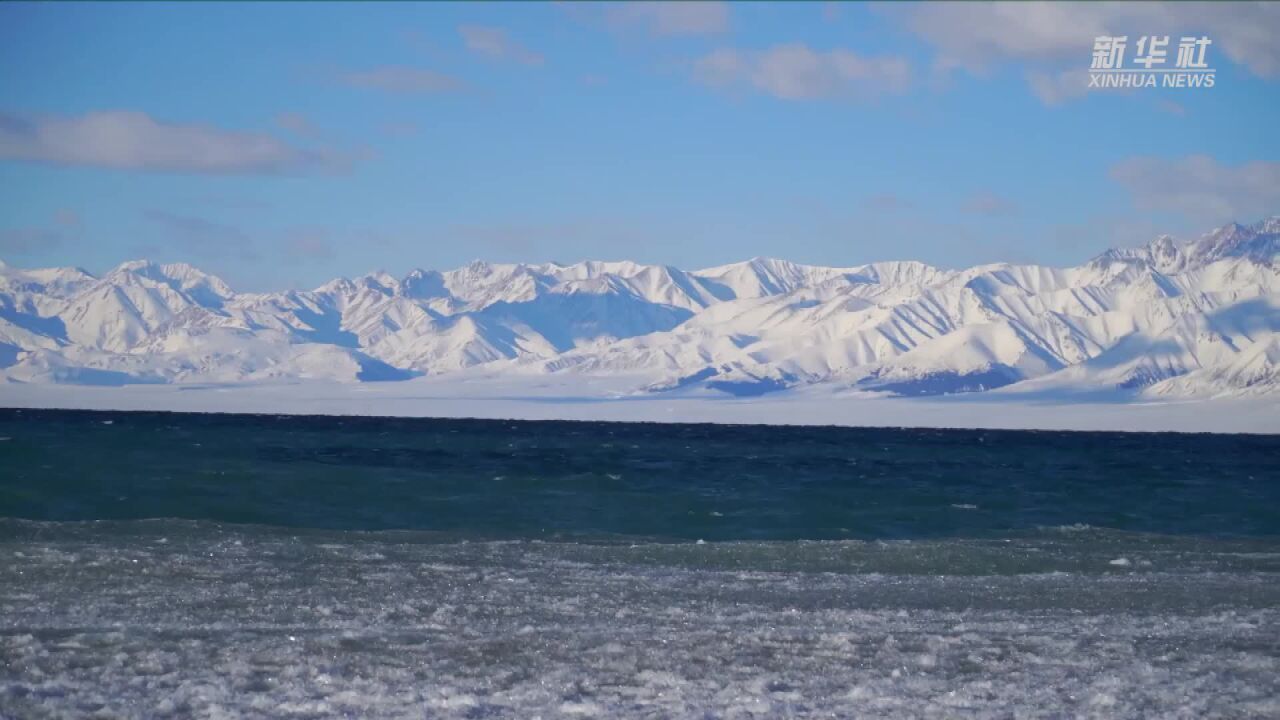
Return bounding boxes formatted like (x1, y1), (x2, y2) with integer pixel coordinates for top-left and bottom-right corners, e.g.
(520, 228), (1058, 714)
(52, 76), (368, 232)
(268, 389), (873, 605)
(1, 1), (1277, 290)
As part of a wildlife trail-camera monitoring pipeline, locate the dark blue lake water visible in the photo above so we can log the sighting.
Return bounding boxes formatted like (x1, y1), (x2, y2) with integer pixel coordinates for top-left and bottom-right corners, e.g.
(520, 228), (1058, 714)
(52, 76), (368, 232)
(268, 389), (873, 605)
(1, 409), (1277, 718)
(2, 409), (1277, 540)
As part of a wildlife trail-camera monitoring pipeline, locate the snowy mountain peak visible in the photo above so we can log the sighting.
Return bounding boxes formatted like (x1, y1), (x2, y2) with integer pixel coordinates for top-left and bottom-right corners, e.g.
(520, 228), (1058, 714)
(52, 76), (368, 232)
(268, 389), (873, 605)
(315, 276), (356, 294)
(355, 271), (399, 294)
(1091, 219), (1279, 275)
(1192, 219), (1279, 267)
(111, 259), (156, 273)
(2, 217), (1277, 399)
(400, 268), (447, 299)
(461, 259), (495, 275)
(696, 256), (802, 276)
(108, 259), (236, 297)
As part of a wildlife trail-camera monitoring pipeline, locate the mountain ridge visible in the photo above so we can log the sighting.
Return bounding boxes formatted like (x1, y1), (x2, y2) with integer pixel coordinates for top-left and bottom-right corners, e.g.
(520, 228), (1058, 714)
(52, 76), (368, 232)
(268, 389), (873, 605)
(2, 217), (1277, 400)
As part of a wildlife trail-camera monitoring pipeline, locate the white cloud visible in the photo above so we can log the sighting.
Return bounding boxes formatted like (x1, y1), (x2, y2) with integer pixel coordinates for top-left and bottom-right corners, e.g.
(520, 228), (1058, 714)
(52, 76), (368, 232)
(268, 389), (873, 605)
(0, 227), (61, 255)
(338, 66), (463, 94)
(53, 208), (82, 229)
(898, 2), (1106, 72)
(694, 44), (910, 100)
(963, 191), (1018, 216)
(459, 25), (544, 66)
(0, 209), (83, 256)
(380, 121), (420, 139)
(0, 110), (352, 175)
(275, 112), (319, 138)
(1025, 69), (1095, 106)
(693, 48), (746, 87)
(894, 2), (1280, 103)
(1110, 155), (1280, 224)
(862, 193), (913, 212)
(284, 228), (334, 262)
(608, 1), (730, 37)
(144, 210), (258, 259)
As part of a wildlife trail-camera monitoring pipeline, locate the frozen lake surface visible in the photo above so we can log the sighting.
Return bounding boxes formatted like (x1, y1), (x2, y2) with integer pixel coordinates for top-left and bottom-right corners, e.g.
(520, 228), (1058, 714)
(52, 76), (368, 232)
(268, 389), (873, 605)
(1, 410), (1278, 717)
(3, 522), (1279, 718)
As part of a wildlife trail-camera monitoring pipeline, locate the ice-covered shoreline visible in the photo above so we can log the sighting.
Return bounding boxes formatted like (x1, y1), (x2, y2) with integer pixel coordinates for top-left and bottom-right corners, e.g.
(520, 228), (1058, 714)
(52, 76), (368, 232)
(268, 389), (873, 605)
(2, 377), (1277, 434)
(3, 519), (1277, 719)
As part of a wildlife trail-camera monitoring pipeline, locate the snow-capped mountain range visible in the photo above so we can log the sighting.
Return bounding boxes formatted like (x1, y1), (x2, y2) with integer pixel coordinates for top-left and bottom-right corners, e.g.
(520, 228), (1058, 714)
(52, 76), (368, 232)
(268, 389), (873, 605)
(2, 218), (1278, 400)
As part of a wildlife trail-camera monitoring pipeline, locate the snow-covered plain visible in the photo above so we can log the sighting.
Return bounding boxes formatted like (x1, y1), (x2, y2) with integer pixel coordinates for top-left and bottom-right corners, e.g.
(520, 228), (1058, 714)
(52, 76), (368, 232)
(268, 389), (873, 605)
(3, 376), (1278, 434)
(2, 217), (1277, 431)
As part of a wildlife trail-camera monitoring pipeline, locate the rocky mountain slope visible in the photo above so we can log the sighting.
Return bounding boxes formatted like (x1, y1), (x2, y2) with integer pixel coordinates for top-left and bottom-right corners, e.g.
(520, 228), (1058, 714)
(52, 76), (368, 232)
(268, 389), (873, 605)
(1, 218), (1277, 400)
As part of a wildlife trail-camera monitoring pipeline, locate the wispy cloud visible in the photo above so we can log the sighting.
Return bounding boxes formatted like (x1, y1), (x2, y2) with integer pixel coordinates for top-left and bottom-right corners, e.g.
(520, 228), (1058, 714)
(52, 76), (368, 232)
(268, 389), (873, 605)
(1109, 155), (1280, 224)
(895, 2), (1107, 74)
(380, 121), (420, 139)
(862, 193), (913, 212)
(607, 1), (730, 37)
(459, 25), (544, 66)
(0, 209), (82, 256)
(144, 210), (259, 260)
(963, 191), (1018, 216)
(275, 112), (319, 138)
(338, 66), (464, 94)
(142, 213), (348, 268)
(283, 228), (334, 262)
(892, 2), (1280, 104)
(0, 110), (354, 175)
(694, 44), (910, 100)
(53, 209), (82, 230)
(1025, 69), (1095, 106)
(0, 228), (62, 256)
(180, 194), (274, 211)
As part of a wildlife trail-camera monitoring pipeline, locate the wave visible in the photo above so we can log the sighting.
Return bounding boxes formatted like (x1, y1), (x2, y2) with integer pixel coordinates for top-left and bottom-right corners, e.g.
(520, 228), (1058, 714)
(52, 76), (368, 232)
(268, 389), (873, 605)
(4, 516), (1279, 579)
